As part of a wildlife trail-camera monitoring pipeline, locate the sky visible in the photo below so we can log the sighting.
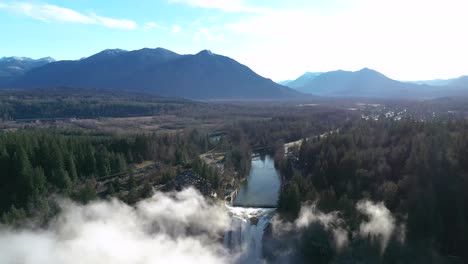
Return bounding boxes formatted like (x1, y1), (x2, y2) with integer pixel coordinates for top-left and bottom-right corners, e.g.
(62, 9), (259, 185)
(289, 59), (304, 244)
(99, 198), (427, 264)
(1, 0), (468, 81)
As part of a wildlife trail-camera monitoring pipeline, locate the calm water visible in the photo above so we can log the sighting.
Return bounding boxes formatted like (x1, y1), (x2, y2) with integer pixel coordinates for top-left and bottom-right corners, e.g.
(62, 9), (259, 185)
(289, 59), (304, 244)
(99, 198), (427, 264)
(233, 154), (281, 207)
(225, 154), (281, 263)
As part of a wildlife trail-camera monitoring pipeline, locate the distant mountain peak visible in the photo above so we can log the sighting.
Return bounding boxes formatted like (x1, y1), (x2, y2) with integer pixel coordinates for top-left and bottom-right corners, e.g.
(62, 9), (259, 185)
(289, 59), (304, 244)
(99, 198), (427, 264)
(303, 71), (321, 76)
(1, 56), (55, 63)
(283, 67), (443, 98)
(13, 56), (28, 61)
(1, 56), (30, 62)
(86, 49), (128, 61)
(137, 47), (180, 56)
(197, 50), (214, 56)
(282, 72), (323, 88)
(153, 47), (174, 52)
(140, 47), (163, 52)
(0, 56), (56, 81)
(358, 67), (376, 73)
(356, 68), (385, 78)
(101, 49), (127, 55)
(38, 57), (55, 63)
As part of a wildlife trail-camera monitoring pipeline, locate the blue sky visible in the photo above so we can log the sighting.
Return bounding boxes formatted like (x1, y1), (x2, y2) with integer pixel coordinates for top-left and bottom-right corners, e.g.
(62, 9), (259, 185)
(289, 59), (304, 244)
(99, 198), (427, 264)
(1, 0), (468, 81)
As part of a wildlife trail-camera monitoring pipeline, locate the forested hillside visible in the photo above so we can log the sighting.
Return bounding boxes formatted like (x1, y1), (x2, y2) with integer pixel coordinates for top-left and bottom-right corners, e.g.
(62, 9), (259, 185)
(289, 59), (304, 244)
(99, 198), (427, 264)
(0, 129), (220, 224)
(0, 88), (199, 120)
(276, 120), (468, 262)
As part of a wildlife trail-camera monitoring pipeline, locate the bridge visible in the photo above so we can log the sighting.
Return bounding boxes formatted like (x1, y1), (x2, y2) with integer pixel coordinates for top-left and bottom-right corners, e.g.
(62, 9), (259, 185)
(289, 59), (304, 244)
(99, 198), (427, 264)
(231, 203), (278, 209)
(252, 146), (270, 153)
(208, 131), (228, 137)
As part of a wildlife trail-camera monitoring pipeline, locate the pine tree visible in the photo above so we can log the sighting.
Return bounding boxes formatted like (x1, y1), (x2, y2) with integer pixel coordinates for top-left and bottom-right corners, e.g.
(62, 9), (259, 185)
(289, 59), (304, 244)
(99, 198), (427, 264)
(65, 154), (78, 182)
(14, 146), (34, 208)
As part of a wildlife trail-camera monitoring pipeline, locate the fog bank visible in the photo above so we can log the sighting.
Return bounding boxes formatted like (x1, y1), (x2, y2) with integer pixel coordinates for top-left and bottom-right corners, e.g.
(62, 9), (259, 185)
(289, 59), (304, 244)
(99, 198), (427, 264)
(0, 188), (231, 264)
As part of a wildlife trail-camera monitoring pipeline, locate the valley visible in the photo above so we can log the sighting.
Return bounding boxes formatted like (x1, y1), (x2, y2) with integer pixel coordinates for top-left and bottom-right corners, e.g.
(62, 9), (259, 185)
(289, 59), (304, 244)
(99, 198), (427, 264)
(1, 91), (468, 263)
(2, 0), (468, 262)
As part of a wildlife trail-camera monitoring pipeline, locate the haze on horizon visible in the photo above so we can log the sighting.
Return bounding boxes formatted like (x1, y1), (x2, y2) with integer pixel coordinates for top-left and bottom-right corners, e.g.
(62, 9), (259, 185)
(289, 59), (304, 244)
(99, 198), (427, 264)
(1, 0), (468, 81)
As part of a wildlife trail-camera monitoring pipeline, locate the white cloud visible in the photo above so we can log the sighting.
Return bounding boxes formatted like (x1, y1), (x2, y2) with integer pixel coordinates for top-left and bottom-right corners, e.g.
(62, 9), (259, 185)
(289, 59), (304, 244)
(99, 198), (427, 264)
(172, 25), (181, 33)
(91, 14), (136, 30)
(356, 200), (396, 253)
(168, 0), (262, 13)
(144, 21), (166, 30)
(13, 2), (94, 23)
(0, 188), (231, 264)
(0, 2), (136, 29)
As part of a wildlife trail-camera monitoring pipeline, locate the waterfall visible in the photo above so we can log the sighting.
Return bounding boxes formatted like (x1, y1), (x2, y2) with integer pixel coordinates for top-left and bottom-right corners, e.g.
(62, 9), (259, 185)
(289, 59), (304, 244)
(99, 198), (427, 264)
(224, 205), (276, 263)
(223, 154), (280, 263)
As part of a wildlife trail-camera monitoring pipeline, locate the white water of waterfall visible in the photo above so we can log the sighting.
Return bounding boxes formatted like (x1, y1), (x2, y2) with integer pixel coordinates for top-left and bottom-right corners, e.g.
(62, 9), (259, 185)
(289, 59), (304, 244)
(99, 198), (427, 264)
(224, 205), (276, 263)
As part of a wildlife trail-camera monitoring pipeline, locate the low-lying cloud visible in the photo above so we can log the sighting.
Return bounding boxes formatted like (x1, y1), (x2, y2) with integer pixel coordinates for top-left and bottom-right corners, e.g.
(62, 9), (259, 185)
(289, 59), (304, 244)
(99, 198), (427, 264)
(272, 199), (405, 256)
(0, 188), (408, 264)
(294, 204), (349, 250)
(0, 188), (231, 264)
(356, 200), (399, 252)
(271, 203), (349, 252)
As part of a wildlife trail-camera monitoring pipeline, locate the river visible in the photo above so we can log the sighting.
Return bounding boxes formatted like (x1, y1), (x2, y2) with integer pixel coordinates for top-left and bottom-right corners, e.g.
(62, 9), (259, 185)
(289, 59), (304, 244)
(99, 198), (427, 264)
(224, 154), (282, 263)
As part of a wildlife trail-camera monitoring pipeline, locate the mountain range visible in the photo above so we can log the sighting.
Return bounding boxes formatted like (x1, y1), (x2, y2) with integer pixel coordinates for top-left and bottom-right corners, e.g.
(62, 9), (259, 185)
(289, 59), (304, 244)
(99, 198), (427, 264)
(282, 69), (468, 98)
(0, 56), (55, 85)
(407, 76), (468, 87)
(0, 48), (299, 100)
(2, 48), (468, 100)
